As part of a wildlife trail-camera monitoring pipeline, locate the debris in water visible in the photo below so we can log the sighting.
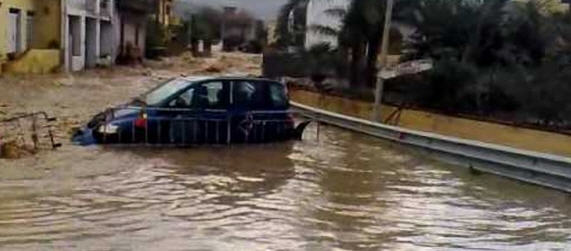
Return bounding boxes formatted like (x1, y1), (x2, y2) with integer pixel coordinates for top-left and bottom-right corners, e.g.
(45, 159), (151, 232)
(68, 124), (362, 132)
(203, 64), (223, 73)
(1, 112), (61, 159)
(0, 141), (34, 159)
(53, 77), (74, 87)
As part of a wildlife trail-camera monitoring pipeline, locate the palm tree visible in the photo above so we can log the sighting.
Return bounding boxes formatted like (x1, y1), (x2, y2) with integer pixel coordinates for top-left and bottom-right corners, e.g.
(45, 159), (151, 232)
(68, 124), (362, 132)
(275, 0), (309, 48)
(309, 0), (386, 88)
(335, 0), (419, 87)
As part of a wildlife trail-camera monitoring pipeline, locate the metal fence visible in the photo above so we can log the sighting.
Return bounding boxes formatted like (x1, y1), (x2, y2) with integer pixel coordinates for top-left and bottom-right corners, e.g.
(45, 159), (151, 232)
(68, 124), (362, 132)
(97, 106), (298, 146)
(0, 112), (61, 152)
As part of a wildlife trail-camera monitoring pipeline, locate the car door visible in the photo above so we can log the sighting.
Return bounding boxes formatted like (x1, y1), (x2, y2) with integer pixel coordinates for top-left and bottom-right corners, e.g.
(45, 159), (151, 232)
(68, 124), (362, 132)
(160, 80), (230, 145)
(230, 80), (294, 143)
(231, 80), (269, 143)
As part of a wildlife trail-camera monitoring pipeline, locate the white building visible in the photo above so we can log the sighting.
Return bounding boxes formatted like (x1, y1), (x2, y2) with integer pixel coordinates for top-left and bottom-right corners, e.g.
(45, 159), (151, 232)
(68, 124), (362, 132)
(304, 0), (350, 49)
(63, 0), (116, 71)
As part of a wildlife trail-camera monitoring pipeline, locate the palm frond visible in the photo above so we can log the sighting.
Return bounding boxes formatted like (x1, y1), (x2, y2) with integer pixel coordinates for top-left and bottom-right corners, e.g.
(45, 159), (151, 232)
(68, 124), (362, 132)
(323, 8), (347, 18)
(309, 24), (340, 37)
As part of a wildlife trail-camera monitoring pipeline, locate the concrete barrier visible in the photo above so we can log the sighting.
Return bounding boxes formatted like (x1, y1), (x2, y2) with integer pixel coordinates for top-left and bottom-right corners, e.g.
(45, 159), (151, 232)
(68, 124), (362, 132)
(292, 101), (571, 193)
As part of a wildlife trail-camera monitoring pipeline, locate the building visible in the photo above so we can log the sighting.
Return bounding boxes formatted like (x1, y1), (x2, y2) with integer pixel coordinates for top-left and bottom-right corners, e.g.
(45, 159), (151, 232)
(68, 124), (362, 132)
(156, 0), (176, 27)
(1, 0), (153, 74)
(63, 0), (155, 70)
(304, 0), (349, 49)
(63, 0), (116, 71)
(0, 0), (62, 74)
(221, 6), (263, 51)
(150, 0), (182, 51)
(116, 0), (154, 64)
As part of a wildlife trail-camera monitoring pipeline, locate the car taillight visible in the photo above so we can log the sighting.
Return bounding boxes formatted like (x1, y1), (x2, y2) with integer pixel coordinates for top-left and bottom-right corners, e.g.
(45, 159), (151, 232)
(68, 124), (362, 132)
(134, 112), (147, 128)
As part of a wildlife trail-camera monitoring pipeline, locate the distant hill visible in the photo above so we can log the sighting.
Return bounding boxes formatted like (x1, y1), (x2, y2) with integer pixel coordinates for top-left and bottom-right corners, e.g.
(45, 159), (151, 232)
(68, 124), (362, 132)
(175, 0), (286, 20)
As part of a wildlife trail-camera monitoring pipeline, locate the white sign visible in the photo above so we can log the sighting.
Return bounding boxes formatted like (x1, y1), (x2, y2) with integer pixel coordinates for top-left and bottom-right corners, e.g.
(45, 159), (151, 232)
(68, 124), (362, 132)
(379, 59), (433, 80)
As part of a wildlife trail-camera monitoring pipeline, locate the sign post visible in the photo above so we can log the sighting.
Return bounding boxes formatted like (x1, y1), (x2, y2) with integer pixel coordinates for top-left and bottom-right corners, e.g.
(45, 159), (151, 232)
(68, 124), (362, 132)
(371, 0), (395, 122)
(372, 59), (434, 122)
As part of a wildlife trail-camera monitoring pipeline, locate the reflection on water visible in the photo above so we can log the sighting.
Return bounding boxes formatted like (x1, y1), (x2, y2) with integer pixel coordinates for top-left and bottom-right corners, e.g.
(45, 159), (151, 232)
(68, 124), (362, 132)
(0, 124), (570, 250)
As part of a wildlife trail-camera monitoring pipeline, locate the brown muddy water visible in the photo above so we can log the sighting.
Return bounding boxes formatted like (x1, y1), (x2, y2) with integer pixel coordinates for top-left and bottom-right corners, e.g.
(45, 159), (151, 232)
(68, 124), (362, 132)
(0, 123), (569, 250)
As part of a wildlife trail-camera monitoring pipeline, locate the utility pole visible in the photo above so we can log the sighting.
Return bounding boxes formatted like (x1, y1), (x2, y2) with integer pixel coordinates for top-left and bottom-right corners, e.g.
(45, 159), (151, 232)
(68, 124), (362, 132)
(371, 0), (394, 122)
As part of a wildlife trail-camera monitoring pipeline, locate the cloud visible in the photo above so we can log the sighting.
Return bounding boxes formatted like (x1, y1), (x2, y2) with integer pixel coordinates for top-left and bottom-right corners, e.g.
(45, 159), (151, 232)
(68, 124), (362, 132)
(176, 0), (287, 20)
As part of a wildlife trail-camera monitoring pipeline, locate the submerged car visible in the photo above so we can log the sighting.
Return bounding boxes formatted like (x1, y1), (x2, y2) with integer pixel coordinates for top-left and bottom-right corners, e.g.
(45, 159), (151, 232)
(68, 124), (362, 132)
(74, 76), (310, 145)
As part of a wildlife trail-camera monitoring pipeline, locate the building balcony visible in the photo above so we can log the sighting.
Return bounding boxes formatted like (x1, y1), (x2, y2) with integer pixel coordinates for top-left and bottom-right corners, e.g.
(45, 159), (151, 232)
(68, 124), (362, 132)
(116, 0), (155, 14)
(68, 0), (113, 19)
(100, 0), (112, 18)
(68, 0), (87, 11)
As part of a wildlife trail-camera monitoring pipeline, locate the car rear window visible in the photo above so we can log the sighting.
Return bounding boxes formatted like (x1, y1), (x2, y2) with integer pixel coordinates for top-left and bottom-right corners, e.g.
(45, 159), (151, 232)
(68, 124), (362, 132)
(269, 83), (288, 109)
(233, 81), (288, 110)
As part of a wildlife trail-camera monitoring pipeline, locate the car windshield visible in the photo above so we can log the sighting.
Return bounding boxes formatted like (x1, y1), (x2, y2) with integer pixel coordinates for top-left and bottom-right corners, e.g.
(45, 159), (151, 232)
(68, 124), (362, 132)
(144, 79), (192, 106)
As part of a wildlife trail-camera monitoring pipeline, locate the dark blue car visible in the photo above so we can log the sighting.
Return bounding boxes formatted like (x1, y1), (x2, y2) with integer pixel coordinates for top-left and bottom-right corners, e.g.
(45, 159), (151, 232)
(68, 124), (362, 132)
(74, 76), (310, 145)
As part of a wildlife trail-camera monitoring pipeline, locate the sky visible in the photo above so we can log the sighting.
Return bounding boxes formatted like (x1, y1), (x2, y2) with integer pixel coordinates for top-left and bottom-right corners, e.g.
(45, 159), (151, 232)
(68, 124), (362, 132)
(177, 0), (288, 20)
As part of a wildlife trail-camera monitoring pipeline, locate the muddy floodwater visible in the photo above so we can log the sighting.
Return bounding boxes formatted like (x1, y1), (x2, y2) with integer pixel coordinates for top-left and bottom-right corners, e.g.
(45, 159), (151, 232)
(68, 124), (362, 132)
(0, 123), (570, 250)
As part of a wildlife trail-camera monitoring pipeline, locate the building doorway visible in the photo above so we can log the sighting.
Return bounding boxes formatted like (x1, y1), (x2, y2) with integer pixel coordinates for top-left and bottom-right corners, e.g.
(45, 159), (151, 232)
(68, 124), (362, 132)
(8, 9), (22, 54)
(85, 18), (98, 68)
(68, 15), (82, 71)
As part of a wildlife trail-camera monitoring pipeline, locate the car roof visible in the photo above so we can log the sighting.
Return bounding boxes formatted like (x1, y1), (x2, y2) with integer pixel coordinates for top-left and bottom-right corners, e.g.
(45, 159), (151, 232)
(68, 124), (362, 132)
(180, 75), (282, 84)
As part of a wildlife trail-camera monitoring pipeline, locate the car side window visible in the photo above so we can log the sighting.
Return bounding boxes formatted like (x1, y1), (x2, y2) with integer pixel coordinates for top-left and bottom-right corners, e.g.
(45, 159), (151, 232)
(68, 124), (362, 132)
(177, 81), (227, 109)
(169, 88), (194, 108)
(202, 81), (228, 109)
(168, 81), (228, 109)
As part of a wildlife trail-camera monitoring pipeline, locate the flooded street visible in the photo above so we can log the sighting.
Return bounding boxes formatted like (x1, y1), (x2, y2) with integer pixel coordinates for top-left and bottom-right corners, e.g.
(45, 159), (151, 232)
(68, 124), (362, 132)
(0, 124), (570, 250)
(1, 53), (570, 250)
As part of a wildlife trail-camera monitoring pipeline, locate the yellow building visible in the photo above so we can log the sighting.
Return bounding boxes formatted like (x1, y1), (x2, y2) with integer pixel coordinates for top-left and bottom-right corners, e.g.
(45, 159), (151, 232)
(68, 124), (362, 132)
(156, 0), (176, 27)
(154, 0), (182, 45)
(0, 0), (61, 74)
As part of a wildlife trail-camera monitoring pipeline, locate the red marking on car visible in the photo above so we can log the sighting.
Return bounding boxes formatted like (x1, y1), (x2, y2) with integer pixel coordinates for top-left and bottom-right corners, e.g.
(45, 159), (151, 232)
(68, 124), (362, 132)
(135, 112), (147, 128)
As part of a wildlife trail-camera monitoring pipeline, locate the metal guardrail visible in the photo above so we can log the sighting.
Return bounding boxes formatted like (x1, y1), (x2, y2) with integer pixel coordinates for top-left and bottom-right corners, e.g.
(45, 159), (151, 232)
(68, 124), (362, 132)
(291, 101), (571, 193)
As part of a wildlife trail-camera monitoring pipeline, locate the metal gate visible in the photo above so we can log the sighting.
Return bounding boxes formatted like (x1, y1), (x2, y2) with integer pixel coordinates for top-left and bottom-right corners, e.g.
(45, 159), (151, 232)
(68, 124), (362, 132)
(1, 112), (61, 154)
